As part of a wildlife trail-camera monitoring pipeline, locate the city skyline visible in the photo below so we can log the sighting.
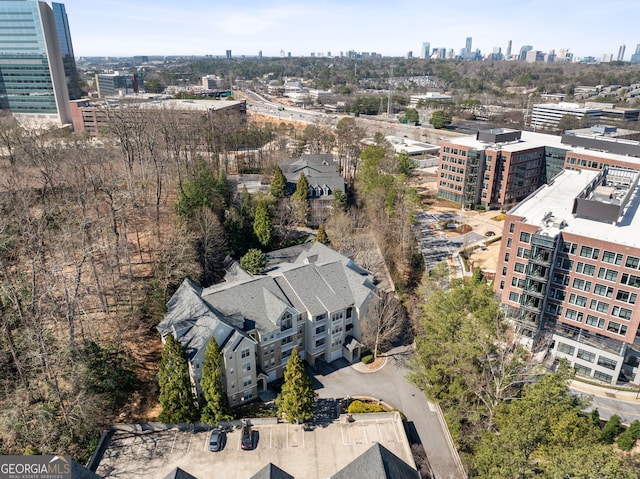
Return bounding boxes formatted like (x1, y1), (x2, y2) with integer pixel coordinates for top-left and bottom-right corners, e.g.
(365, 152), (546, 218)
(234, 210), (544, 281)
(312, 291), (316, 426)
(56, 0), (638, 60)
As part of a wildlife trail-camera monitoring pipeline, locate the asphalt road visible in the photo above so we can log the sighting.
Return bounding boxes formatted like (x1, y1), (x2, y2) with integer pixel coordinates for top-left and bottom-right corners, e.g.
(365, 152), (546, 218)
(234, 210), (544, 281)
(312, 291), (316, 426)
(570, 386), (640, 425)
(310, 345), (466, 479)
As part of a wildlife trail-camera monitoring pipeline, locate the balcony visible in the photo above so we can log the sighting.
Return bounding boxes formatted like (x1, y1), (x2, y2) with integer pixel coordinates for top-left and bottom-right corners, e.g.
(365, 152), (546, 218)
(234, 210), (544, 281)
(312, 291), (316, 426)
(526, 266), (549, 281)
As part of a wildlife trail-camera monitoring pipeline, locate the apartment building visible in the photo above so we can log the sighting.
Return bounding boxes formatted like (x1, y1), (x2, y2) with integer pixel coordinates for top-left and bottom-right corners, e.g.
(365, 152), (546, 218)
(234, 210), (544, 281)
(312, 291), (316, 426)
(495, 167), (640, 385)
(157, 243), (376, 406)
(531, 102), (602, 130)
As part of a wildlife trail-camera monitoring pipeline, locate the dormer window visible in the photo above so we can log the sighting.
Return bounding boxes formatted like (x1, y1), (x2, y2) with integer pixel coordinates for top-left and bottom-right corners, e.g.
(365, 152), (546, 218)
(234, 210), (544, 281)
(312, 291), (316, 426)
(281, 312), (293, 331)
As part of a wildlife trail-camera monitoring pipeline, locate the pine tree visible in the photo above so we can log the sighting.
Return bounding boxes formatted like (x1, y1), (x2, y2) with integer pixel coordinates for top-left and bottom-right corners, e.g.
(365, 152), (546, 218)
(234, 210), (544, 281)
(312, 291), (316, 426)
(271, 166), (287, 199)
(315, 224), (329, 244)
(471, 267), (485, 285)
(158, 334), (197, 423)
(294, 173), (309, 200)
(292, 173), (310, 225)
(200, 337), (231, 424)
(276, 348), (317, 423)
(240, 248), (267, 274)
(253, 200), (273, 247)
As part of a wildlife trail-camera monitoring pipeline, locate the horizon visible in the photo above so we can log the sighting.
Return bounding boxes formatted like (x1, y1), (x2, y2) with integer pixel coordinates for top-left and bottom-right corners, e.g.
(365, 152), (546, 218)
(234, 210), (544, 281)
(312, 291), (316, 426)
(55, 0), (639, 61)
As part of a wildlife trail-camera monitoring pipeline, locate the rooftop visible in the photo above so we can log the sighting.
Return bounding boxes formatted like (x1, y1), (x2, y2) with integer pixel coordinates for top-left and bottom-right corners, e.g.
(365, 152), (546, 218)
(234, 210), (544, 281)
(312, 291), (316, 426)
(508, 168), (640, 247)
(445, 129), (567, 152)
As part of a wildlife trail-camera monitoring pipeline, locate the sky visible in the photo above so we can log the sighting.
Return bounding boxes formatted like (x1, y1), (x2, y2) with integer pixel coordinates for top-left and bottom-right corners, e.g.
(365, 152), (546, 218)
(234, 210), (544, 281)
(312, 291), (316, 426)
(61, 0), (640, 60)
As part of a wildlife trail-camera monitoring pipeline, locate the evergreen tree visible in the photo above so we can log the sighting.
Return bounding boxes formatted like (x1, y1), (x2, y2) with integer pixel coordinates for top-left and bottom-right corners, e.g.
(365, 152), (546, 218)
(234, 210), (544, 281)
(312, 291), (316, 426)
(158, 335), (197, 424)
(315, 224), (329, 244)
(253, 200), (273, 247)
(271, 166), (287, 199)
(276, 348), (317, 423)
(331, 189), (347, 212)
(470, 267), (485, 285)
(240, 248), (267, 274)
(292, 173), (310, 225)
(200, 337), (231, 424)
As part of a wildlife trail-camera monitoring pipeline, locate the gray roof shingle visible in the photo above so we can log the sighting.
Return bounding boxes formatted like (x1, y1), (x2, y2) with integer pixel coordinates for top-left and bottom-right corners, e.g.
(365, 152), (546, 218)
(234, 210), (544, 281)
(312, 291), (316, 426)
(330, 443), (420, 479)
(249, 463), (295, 479)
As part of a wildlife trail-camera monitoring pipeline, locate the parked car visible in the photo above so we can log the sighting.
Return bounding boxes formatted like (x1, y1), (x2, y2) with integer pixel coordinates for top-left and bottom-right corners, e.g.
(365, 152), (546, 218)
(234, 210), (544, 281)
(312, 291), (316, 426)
(209, 428), (225, 452)
(485, 230), (496, 237)
(241, 424), (253, 450)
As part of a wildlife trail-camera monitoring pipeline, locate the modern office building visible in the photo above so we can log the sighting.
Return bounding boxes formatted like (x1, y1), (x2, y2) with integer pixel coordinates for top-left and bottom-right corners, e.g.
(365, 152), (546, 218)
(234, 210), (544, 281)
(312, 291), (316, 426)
(421, 42), (430, 59)
(531, 102), (603, 130)
(437, 126), (640, 209)
(617, 44), (626, 62)
(519, 45), (533, 61)
(0, 0), (80, 126)
(95, 72), (143, 97)
(631, 44), (640, 63)
(495, 167), (640, 385)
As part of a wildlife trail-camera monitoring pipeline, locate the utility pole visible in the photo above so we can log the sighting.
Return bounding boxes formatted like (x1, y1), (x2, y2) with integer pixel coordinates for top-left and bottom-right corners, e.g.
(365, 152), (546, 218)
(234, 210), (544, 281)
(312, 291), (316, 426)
(387, 66), (393, 118)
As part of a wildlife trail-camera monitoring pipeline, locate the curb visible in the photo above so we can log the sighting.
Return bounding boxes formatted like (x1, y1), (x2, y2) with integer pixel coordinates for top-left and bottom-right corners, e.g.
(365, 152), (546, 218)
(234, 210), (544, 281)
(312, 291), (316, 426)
(351, 356), (388, 374)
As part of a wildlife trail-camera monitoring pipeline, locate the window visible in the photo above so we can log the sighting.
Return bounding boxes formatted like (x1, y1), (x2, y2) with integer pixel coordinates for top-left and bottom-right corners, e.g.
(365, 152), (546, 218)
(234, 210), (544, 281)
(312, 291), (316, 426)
(243, 390), (253, 401)
(565, 309), (583, 322)
(556, 258), (573, 270)
(502, 267), (507, 276)
(519, 232), (531, 243)
(594, 284), (614, 298)
(572, 278), (591, 292)
(612, 306), (632, 320)
(580, 246), (600, 260)
(316, 313), (327, 322)
(271, 357), (276, 366)
(331, 311), (344, 322)
(577, 349), (595, 363)
(504, 252), (510, 262)
(264, 359), (269, 369)
(588, 299), (608, 313)
(282, 349), (292, 359)
(499, 281), (505, 290)
(557, 342), (575, 355)
(241, 348), (250, 359)
(243, 362), (251, 372)
(625, 256), (640, 269)
(576, 262), (595, 276)
(586, 315), (605, 329)
(602, 251), (623, 265)
(315, 325), (326, 335)
(263, 347), (268, 356)
(552, 273), (570, 286)
(506, 238), (512, 248)
(346, 307), (353, 319)
(509, 292), (520, 303)
(280, 313), (293, 331)
(512, 277), (525, 288)
(569, 294), (587, 307)
(621, 273), (640, 288)
(315, 338), (326, 348)
(597, 268), (618, 282)
(231, 382), (236, 389)
(243, 376), (252, 387)
(597, 357), (617, 371)
(574, 364), (592, 377)
(616, 290), (637, 304)
(509, 223), (515, 233)
(282, 336), (293, 346)
(514, 262), (525, 273)
(607, 321), (628, 336)
(562, 242), (577, 255)
(593, 371), (613, 383)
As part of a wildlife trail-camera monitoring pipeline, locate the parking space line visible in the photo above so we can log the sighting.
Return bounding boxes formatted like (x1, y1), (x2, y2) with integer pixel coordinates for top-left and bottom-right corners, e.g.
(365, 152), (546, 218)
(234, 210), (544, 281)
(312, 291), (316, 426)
(360, 422), (368, 444)
(270, 426), (273, 449)
(376, 420), (383, 442)
(171, 431), (177, 453)
(340, 424), (351, 445)
(393, 419), (401, 443)
(187, 433), (193, 452)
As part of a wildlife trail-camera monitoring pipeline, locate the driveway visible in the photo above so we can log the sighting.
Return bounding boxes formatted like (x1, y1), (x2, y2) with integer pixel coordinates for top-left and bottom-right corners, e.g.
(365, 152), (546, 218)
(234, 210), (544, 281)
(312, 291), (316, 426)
(310, 345), (466, 479)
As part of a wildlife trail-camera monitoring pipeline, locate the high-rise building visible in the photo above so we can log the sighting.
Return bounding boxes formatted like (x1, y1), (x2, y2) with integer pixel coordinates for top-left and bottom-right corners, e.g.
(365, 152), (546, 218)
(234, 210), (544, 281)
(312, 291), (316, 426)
(631, 44), (640, 63)
(506, 40), (512, 58)
(465, 36), (472, 53)
(617, 44), (626, 62)
(225, 49), (232, 59)
(519, 45), (533, 61)
(495, 167), (640, 385)
(421, 42), (430, 59)
(0, 0), (80, 126)
(96, 72), (144, 97)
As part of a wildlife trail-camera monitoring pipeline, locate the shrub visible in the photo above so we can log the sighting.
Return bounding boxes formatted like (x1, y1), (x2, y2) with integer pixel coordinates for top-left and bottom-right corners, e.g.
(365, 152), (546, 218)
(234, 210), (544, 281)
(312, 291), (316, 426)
(348, 400), (384, 414)
(617, 430), (637, 451)
(600, 415), (623, 444)
(361, 354), (374, 364)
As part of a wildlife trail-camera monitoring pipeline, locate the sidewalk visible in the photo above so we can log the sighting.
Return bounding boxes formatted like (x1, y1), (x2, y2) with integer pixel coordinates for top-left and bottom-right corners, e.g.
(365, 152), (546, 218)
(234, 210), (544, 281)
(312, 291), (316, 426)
(570, 379), (640, 403)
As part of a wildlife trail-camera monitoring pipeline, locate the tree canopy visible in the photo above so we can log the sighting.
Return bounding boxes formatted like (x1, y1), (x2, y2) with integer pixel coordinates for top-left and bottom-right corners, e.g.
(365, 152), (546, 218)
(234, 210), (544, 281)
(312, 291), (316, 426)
(240, 248), (267, 275)
(270, 166), (287, 199)
(276, 348), (317, 423)
(158, 335), (198, 424)
(253, 200), (273, 248)
(429, 110), (453, 129)
(200, 337), (231, 424)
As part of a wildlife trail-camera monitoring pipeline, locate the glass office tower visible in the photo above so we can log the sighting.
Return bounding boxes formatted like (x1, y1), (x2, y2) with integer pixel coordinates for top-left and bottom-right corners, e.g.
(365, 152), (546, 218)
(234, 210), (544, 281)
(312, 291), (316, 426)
(0, 1), (80, 125)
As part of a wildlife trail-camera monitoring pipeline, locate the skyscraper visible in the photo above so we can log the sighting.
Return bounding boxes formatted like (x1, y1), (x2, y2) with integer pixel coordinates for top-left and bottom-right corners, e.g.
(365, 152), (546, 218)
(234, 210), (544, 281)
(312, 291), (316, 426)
(617, 44), (626, 61)
(506, 40), (512, 58)
(421, 42), (430, 59)
(465, 37), (472, 53)
(0, 0), (80, 126)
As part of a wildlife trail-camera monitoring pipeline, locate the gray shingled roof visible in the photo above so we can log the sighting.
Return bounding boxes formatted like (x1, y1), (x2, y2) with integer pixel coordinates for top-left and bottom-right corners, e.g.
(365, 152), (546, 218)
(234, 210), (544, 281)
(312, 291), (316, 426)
(330, 443), (420, 479)
(71, 462), (103, 479)
(280, 154), (345, 196)
(249, 463), (294, 479)
(162, 467), (198, 479)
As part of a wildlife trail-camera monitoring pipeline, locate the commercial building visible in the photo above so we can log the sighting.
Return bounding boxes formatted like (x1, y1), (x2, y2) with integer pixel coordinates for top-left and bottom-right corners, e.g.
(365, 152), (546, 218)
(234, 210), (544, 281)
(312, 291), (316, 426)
(95, 72), (144, 97)
(69, 97), (247, 136)
(437, 126), (640, 210)
(531, 102), (602, 130)
(494, 167), (640, 385)
(157, 242), (376, 406)
(0, 0), (80, 126)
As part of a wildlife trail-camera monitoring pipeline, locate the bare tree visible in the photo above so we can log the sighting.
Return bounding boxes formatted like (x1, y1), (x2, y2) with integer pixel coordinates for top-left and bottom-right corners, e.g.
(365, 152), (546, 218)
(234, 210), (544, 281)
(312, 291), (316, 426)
(361, 291), (408, 359)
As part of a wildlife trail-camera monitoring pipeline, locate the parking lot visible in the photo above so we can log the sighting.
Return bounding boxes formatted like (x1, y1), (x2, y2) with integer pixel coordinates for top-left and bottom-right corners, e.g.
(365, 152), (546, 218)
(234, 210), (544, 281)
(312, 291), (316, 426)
(95, 413), (415, 479)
